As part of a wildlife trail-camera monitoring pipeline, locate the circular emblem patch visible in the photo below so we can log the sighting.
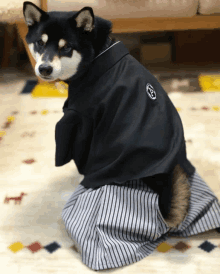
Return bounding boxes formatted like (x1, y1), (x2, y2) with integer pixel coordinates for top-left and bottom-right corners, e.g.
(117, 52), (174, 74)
(146, 83), (156, 100)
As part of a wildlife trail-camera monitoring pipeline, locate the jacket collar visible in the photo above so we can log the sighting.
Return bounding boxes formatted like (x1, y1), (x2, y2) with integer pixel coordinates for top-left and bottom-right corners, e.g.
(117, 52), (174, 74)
(87, 40), (129, 83)
(64, 41), (129, 88)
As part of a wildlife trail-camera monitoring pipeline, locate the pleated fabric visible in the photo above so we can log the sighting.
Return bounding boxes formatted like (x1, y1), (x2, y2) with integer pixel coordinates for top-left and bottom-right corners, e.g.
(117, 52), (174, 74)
(61, 170), (220, 271)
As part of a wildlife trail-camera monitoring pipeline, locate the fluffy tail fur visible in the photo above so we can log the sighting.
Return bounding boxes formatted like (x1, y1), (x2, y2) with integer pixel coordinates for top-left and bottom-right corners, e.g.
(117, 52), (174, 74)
(164, 164), (191, 228)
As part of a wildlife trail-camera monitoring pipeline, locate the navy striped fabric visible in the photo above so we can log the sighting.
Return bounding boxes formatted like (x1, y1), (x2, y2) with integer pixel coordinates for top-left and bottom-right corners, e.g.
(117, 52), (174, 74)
(61, 170), (220, 271)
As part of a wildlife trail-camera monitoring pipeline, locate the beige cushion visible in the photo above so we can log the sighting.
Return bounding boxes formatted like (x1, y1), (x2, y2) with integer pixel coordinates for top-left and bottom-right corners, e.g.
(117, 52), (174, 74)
(47, 0), (199, 18)
(0, 0), (40, 22)
(198, 0), (220, 15)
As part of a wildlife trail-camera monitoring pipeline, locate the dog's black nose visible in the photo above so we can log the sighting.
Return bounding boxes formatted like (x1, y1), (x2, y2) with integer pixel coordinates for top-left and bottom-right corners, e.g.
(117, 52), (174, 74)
(39, 64), (53, 76)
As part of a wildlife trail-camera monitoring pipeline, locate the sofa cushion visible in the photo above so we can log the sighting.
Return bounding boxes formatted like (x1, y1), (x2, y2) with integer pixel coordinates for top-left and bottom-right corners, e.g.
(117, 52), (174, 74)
(198, 0), (220, 15)
(47, 0), (199, 18)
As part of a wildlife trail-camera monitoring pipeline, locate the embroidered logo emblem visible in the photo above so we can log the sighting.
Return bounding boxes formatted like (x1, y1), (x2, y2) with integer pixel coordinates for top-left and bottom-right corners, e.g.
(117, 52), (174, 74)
(146, 83), (156, 100)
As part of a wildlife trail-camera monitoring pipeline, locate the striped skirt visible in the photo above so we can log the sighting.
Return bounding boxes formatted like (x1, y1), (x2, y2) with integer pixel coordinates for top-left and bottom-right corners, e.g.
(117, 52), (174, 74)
(61, 170), (220, 271)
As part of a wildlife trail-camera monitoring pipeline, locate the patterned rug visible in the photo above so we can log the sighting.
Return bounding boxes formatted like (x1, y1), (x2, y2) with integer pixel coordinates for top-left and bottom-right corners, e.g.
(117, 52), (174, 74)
(0, 75), (220, 273)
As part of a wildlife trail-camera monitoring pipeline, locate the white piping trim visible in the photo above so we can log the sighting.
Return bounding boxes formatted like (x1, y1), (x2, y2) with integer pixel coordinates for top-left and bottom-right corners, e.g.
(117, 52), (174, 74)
(92, 41), (121, 61)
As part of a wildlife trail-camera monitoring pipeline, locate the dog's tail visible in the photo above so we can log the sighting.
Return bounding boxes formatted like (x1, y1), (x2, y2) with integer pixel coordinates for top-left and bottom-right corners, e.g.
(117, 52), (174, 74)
(165, 164), (191, 229)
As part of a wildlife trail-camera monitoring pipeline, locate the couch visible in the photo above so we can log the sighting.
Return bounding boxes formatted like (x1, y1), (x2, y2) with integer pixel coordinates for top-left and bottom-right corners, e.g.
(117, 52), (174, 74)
(1, 0), (220, 82)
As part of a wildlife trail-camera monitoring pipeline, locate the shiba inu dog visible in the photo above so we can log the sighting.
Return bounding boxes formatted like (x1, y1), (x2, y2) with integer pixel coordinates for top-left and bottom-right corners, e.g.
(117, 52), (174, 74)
(23, 1), (116, 82)
(23, 1), (192, 228)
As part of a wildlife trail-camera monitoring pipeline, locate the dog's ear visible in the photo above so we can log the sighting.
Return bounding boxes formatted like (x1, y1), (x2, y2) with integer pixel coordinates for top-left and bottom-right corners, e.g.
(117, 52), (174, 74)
(23, 1), (48, 27)
(73, 7), (95, 32)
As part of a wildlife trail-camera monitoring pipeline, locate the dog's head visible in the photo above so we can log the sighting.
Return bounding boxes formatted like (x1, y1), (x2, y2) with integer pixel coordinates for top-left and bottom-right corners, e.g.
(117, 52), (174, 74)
(23, 1), (111, 82)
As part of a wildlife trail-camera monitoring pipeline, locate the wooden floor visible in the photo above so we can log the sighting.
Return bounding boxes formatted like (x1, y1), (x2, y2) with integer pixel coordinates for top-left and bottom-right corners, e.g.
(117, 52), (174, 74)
(0, 66), (220, 273)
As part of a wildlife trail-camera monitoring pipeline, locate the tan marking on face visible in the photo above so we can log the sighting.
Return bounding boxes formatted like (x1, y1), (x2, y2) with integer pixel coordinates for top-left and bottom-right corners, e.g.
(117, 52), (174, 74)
(51, 55), (62, 72)
(58, 39), (66, 49)
(28, 43), (41, 61)
(41, 34), (48, 44)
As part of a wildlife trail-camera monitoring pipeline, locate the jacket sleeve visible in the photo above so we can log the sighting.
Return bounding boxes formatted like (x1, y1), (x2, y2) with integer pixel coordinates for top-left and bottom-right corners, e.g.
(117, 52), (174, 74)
(55, 109), (81, 167)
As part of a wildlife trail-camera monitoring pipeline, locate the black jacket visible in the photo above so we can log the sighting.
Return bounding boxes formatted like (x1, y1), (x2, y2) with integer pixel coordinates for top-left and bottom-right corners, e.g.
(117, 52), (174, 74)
(55, 41), (195, 189)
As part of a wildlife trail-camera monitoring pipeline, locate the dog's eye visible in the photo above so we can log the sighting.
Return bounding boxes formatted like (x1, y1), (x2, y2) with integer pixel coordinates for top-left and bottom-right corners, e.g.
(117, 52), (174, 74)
(63, 45), (71, 52)
(37, 40), (44, 47)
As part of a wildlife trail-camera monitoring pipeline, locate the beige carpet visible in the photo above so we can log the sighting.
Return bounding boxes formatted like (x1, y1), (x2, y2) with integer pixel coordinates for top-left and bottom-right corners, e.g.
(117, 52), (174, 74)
(0, 71), (220, 273)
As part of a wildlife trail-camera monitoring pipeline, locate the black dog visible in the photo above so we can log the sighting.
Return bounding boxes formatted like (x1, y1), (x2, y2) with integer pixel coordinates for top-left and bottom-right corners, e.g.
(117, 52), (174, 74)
(23, 1), (196, 228)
